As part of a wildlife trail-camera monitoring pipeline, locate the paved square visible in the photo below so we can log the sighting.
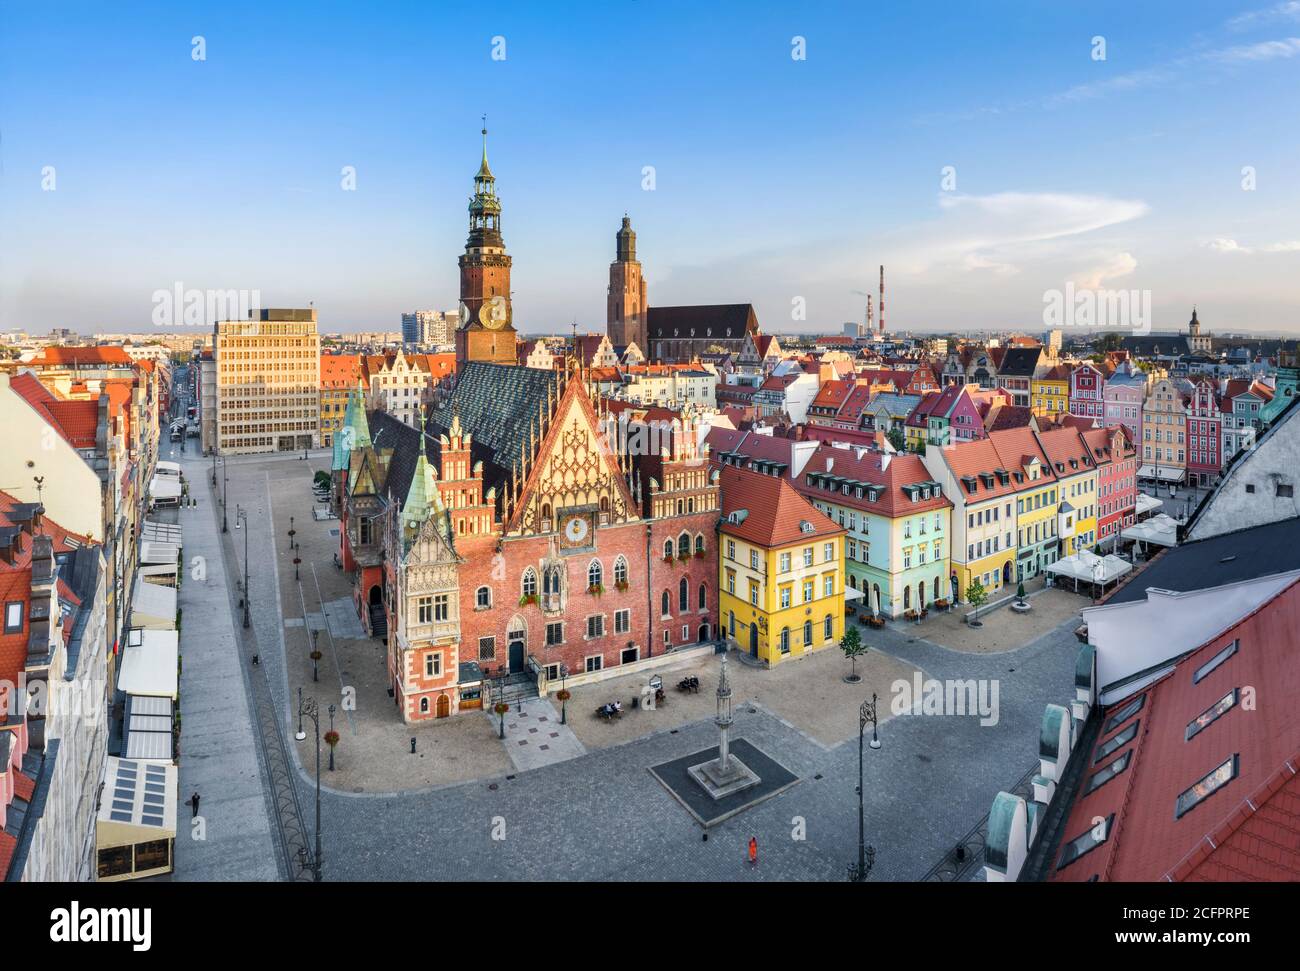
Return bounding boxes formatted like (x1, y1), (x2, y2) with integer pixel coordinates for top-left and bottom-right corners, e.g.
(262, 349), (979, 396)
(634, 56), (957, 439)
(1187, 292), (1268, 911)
(649, 739), (800, 827)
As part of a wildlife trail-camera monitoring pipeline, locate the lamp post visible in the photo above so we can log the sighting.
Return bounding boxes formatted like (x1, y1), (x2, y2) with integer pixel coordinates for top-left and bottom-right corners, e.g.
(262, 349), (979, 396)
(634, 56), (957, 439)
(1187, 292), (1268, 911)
(221, 458), (229, 533)
(559, 664), (569, 725)
(296, 686), (307, 741)
(848, 694), (879, 883)
(236, 505), (250, 628)
(327, 703), (337, 771)
(296, 693), (323, 882)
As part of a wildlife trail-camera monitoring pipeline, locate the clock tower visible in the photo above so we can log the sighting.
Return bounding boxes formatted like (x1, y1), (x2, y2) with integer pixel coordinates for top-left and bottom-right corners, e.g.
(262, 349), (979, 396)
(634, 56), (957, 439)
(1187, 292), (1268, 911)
(456, 122), (517, 368)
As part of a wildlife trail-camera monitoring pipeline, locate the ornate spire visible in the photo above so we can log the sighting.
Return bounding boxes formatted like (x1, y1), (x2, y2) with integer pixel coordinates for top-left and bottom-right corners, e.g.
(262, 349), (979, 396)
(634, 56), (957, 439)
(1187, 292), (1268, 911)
(477, 115), (492, 179)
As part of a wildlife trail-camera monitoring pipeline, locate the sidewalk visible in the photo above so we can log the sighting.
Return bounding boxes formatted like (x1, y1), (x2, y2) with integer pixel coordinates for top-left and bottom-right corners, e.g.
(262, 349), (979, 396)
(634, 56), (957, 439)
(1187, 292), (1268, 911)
(171, 455), (280, 881)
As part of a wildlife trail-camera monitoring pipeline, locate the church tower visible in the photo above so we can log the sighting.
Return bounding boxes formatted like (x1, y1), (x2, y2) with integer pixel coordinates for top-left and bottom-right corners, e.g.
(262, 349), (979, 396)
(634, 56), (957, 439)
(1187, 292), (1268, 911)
(607, 215), (647, 352)
(456, 122), (516, 368)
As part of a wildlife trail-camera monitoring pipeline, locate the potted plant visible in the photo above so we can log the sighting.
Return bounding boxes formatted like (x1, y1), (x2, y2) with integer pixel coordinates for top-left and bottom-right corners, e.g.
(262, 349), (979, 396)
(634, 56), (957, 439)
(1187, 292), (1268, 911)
(493, 700), (510, 739)
(677, 551), (690, 563)
(588, 582), (605, 597)
(663, 553), (674, 564)
(519, 593), (538, 607)
(694, 548), (706, 559)
(324, 730), (339, 771)
(615, 579), (629, 592)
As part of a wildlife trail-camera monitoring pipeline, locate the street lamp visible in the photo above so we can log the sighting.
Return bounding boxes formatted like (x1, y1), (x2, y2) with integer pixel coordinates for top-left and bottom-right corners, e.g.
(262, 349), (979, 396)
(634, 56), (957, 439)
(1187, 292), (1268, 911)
(848, 694), (879, 883)
(222, 457), (229, 533)
(327, 703), (337, 772)
(558, 664), (569, 725)
(296, 693), (323, 882)
(236, 504), (250, 628)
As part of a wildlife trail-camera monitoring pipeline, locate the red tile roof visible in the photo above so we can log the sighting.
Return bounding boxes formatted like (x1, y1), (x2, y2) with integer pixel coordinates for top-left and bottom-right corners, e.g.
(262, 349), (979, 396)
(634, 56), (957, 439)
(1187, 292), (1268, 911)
(795, 445), (951, 517)
(1050, 578), (1300, 882)
(26, 345), (133, 367)
(719, 465), (844, 548)
(42, 401), (99, 449)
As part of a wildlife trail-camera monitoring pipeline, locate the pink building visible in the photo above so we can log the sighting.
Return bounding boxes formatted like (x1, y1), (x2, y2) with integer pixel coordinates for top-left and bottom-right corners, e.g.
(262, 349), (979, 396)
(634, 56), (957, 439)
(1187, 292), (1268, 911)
(1185, 377), (1223, 487)
(1089, 426), (1138, 549)
(1069, 362), (1106, 420)
(1102, 362), (1145, 443)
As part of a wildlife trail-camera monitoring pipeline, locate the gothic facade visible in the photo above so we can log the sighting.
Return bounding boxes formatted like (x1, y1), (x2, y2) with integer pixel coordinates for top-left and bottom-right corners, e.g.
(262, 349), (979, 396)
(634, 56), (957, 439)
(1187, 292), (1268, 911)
(333, 361), (721, 723)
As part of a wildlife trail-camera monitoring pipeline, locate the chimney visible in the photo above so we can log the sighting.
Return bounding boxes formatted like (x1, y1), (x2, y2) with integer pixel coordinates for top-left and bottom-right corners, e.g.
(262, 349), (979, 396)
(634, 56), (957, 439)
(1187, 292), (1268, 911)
(879, 265), (886, 335)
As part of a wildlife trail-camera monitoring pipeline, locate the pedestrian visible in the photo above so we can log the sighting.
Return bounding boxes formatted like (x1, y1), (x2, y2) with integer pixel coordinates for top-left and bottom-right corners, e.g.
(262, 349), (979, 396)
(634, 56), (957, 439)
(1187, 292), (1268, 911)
(190, 792), (200, 818)
(748, 836), (758, 869)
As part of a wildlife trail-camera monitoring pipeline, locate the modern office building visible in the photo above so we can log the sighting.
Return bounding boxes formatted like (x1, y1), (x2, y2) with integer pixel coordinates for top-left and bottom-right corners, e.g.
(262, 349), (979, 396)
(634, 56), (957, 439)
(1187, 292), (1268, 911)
(214, 309), (320, 454)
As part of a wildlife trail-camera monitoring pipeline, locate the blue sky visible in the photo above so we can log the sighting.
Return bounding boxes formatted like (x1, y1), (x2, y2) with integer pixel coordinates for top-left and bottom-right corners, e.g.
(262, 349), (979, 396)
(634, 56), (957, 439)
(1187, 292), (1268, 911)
(2, 0), (1299, 336)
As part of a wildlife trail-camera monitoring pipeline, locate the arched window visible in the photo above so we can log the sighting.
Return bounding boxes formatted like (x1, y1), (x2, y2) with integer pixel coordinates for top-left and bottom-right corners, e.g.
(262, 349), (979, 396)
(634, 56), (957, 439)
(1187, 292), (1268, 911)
(613, 556), (628, 587)
(521, 568), (537, 598)
(694, 533), (705, 555)
(803, 620), (813, 646)
(698, 582), (707, 611)
(824, 614), (833, 640)
(420, 697), (429, 713)
(661, 591), (671, 617)
(543, 566), (562, 596)
(903, 586), (911, 609)
(677, 532), (690, 558)
(663, 539), (674, 560)
(476, 586), (491, 609)
(678, 577), (688, 612)
(587, 560), (603, 589)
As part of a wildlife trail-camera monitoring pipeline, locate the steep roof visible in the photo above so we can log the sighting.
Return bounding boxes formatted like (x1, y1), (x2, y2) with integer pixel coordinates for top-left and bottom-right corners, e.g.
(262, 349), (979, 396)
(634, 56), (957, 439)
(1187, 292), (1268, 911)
(795, 445), (951, 518)
(25, 345), (132, 367)
(1049, 578), (1300, 882)
(719, 465), (844, 548)
(997, 346), (1041, 377)
(424, 361), (560, 484)
(646, 304), (758, 342)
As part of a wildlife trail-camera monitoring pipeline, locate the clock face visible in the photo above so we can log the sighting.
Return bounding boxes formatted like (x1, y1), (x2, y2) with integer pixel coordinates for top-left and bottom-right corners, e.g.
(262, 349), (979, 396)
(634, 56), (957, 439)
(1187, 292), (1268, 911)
(480, 298), (509, 330)
(562, 515), (590, 546)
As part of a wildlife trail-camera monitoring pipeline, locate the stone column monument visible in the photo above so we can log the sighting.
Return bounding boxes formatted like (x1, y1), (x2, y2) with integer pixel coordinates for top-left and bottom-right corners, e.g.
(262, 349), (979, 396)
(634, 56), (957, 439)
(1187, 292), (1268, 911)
(688, 653), (760, 799)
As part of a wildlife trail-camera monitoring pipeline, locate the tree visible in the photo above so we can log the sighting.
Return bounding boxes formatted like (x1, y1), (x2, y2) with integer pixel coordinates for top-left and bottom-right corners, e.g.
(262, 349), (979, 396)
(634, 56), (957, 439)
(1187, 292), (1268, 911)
(1093, 332), (1124, 354)
(1016, 582), (1026, 606)
(886, 426), (906, 452)
(966, 578), (989, 621)
(840, 625), (868, 683)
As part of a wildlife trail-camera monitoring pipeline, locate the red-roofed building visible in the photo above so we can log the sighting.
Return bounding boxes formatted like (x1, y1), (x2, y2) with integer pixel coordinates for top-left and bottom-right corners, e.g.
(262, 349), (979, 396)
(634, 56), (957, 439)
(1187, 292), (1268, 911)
(1044, 578), (1300, 882)
(718, 465), (845, 665)
(0, 490), (107, 882)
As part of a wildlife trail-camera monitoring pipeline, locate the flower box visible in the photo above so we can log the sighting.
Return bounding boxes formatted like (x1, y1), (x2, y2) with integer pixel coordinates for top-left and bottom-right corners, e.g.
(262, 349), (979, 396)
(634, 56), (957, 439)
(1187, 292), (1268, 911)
(615, 580), (629, 592)
(519, 593), (538, 607)
(694, 550), (706, 559)
(588, 583), (605, 597)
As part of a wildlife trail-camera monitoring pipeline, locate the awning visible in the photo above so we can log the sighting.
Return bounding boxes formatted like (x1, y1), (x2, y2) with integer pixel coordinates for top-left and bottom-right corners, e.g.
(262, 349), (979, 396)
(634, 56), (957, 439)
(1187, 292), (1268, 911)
(1135, 492), (1162, 516)
(130, 578), (176, 630)
(155, 460), (182, 478)
(139, 540), (180, 566)
(96, 757), (177, 848)
(844, 586), (865, 602)
(122, 695), (175, 763)
(118, 629), (179, 699)
(137, 563), (178, 587)
(1121, 512), (1180, 548)
(140, 520), (183, 545)
(1137, 465), (1185, 483)
(149, 477), (182, 500)
(1046, 549), (1133, 585)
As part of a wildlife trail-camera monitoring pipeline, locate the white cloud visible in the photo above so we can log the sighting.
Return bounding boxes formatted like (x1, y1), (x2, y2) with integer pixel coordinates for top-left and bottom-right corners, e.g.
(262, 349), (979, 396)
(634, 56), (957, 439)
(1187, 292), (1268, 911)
(1071, 252), (1138, 289)
(1228, 2), (1300, 31)
(1206, 236), (1300, 254)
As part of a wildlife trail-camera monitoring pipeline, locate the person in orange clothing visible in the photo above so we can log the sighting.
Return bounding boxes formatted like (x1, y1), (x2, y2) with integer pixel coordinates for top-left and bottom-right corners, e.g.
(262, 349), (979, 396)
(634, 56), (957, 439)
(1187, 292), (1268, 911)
(748, 836), (758, 869)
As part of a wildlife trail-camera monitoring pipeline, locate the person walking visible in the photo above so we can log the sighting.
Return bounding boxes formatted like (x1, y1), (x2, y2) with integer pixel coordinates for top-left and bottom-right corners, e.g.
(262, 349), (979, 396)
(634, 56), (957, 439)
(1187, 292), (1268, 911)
(747, 836), (758, 869)
(190, 792), (201, 819)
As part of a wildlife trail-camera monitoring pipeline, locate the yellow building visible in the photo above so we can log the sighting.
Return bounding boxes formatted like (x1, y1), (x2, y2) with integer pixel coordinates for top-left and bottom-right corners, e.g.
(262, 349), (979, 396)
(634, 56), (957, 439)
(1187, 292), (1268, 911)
(1035, 426), (1100, 556)
(1031, 364), (1072, 417)
(719, 466), (845, 666)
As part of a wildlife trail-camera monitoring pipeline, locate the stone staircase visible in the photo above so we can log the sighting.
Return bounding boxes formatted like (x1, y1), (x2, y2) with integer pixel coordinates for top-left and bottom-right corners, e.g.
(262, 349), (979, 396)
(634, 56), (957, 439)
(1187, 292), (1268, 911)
(368, 603), (387, 642)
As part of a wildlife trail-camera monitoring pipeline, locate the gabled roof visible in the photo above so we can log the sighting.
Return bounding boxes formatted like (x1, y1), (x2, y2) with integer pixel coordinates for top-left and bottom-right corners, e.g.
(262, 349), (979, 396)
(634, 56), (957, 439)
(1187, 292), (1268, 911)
(25, 345), (132, 367)
(646, 304), (758, 341)
(719, 465), (843, 548)
(794, 445), (951, 517)
(1049, 578), (1300, 882)
(997, 346), (1041, 377)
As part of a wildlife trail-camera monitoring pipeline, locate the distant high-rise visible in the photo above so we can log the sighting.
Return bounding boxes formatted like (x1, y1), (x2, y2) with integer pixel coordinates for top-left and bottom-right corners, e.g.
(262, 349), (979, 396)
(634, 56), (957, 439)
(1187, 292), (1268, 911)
(402, 310), (458, 347)
(215, 308), (320, 454)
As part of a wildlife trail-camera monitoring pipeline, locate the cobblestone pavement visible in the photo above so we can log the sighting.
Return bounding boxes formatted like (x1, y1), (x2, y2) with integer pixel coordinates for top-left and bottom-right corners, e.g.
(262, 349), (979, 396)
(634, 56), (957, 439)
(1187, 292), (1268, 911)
(490, 697), (587, 771)
(565, 643), (920, 749)
(888, 586), (1091, 654)
(208, 450), (1083, 881)
(170, 442), (280, 881)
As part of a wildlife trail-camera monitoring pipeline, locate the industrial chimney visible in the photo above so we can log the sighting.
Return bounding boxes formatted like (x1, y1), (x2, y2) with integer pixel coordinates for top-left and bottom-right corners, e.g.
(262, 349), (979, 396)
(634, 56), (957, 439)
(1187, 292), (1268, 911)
(879, 265), (886, 335)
